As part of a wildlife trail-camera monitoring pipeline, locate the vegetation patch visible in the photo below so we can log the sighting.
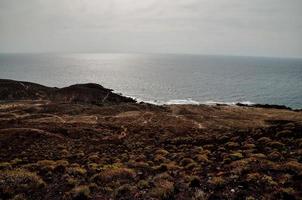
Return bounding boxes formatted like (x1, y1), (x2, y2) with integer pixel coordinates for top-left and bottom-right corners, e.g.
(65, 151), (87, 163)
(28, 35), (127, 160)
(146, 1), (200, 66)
(0, 169), (45, 199)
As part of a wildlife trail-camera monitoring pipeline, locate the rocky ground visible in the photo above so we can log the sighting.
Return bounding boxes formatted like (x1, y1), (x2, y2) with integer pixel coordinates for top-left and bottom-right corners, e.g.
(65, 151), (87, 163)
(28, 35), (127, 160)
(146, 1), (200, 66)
(0, 80), (302, 200)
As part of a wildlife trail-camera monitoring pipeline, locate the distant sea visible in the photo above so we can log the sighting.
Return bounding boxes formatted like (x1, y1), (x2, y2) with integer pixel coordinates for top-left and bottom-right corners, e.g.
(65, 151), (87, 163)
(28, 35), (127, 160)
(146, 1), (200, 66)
(0, 53), (302, 108)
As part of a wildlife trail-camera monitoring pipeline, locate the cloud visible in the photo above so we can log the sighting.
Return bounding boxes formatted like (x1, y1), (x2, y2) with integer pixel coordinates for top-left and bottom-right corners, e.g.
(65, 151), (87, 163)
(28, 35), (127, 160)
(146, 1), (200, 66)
(0, 0), (301, 57)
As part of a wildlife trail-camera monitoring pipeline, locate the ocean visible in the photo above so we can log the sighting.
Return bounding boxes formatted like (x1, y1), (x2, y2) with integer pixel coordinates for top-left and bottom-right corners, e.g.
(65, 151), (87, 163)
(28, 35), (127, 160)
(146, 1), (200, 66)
(0, 53), (302, 108)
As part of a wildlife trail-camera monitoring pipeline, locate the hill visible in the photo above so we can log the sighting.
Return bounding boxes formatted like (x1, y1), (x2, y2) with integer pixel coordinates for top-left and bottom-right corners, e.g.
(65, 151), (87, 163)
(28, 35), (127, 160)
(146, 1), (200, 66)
(0, 80), (301, 199)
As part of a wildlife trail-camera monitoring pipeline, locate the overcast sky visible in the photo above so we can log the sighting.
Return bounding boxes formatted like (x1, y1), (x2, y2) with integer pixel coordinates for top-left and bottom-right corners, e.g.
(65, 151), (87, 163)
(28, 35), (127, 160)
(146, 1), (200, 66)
(0, 0), (301, 57)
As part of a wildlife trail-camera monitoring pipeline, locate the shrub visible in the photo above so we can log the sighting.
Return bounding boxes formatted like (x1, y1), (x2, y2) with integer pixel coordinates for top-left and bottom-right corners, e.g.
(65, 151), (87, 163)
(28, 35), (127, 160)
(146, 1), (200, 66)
(184, 162), (198, 170)
(88, 154), (101, 163)
(195, 154), (210, 163)
(10, 158), (22, 165)
(93, 164), (135, 183)
(261, 175), (277, 186)
(296, 138), (302, 147)
(189, 176), (201, 188)
(250, 153), (267, 159)
(203, 144), (214, 150)
(154, 154), (166, 162)
(36, 160), (57, 172)
(155, 149), (169, 156)
(138, 180), (149, 189)
(67, 166), (87, 176)
(246, 173), (261, 182)
(268, 141), (285, 150)
(279, 187), (296, 199)
(225, 142), (239, 148)
(268, 151), (283, 161)
(228, 158), (255, 175)
(54, 160), (69, 172)
(284, 161), (302, 173)
(243, 143), (256, 149)
(0, 162), (12, 170)
(277, 173), (292, 184)
(114, 184), (133, 199)
(180, 158), (195, 166)
(165, 161), (182, 171)
(69, 185), (90, 200)
(0, 169), (45, 198)
(153, 164), (168, 173)
(194, 146), (204, 153)
(229, 152), (244, 160)
(56, 160), (69, 166)
(150, 180), (174, 199)
(257, 137), (272, 144)
(208, 176), (225, 186)
(65, 176), (79, 187)
(87, 163), (100, 174)
(276, 130), (294, 138)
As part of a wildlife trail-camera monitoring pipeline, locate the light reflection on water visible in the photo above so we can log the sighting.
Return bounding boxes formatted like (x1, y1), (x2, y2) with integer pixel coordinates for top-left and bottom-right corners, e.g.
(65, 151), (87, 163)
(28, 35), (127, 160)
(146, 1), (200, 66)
(0, 53), (302, 108)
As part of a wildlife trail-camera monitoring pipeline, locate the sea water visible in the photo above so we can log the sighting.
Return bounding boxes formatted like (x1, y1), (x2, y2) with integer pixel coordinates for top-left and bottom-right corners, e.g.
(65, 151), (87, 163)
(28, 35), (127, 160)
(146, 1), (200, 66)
(0, 53), (302, 108)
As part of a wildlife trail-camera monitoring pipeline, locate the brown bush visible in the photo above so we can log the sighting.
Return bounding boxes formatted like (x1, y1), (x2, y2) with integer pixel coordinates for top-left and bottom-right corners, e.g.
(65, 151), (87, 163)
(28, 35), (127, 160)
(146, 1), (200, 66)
(0, 169), (45, 198)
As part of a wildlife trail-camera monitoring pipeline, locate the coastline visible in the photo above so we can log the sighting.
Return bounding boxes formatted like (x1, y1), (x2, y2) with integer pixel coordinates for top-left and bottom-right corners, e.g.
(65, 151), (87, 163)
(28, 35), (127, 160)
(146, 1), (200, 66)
(1, 79), (302, 199)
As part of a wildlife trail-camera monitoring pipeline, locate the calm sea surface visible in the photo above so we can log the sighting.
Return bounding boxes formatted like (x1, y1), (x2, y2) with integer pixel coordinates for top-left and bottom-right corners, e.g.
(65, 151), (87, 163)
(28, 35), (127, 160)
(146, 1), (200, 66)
(0, 53), (302, 108)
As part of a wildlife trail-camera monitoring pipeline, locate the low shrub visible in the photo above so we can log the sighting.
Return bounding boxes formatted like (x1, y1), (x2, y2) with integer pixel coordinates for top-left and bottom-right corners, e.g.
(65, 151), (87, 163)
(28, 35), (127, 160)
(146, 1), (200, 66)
(69, 185), (90, 200)
(0, 169), (45, 198)
(150, 179), (174, 199)
(92, 164), (135, 183)
(208, 176), (225, 186)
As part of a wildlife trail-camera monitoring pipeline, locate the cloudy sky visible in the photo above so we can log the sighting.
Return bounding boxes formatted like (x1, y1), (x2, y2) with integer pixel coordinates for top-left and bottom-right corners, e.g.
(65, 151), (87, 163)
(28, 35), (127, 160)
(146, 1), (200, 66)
(0, 0), (301, 57)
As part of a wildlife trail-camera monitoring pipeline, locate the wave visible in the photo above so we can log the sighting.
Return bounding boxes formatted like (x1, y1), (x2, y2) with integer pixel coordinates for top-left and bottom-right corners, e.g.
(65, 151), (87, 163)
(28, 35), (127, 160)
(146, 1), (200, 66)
(165, 99), (200, 105)
(202, 100), (255, 106)
(130, 96), (255, 106)
(119, 94), (298, 110)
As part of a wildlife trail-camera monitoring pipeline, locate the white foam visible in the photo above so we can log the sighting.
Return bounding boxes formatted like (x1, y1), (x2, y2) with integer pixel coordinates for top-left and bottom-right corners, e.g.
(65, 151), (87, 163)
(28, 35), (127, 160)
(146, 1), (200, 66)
(117, 93), (255, 106)
(165, 99), (200, 105)
(203, 100), (255, 106)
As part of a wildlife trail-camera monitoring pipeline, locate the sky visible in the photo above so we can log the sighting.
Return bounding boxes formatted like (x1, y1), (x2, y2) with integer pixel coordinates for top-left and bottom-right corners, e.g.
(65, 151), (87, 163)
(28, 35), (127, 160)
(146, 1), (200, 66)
(0, 0), (302, 58)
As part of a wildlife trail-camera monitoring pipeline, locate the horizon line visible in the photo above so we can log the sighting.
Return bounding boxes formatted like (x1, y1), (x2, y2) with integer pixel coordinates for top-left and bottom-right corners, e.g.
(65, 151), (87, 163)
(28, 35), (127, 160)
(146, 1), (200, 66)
(0, 51), (302, 60)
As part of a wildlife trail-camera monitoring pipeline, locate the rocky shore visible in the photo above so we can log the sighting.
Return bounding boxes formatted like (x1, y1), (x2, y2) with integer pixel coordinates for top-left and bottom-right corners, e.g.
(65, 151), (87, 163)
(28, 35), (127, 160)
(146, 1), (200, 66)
(0, 79), (301, 200)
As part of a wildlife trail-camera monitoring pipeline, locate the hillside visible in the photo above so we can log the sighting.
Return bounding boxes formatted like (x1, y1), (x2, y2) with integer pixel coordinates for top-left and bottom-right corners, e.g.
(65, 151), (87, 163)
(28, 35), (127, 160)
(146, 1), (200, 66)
(0, 80), (301, 200)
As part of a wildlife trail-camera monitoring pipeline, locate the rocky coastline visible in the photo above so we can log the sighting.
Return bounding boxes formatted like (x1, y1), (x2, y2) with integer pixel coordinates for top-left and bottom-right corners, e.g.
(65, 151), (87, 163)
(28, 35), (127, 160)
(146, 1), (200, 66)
(0, 79), (301, 199)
